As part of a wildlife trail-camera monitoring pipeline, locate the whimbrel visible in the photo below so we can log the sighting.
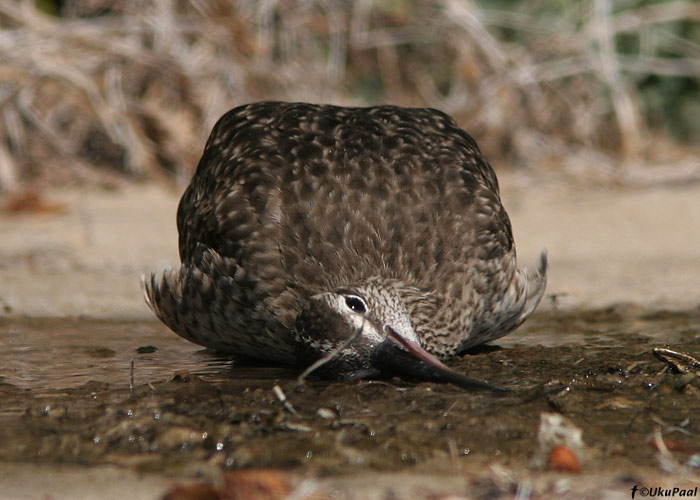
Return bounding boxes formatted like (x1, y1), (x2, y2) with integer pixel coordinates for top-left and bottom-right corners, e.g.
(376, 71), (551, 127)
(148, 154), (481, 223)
(143, 102), (547, 389)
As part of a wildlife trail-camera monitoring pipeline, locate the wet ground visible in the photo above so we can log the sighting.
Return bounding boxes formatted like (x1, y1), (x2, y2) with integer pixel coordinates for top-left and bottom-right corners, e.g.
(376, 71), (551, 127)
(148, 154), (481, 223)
(1, 305), (699, 499)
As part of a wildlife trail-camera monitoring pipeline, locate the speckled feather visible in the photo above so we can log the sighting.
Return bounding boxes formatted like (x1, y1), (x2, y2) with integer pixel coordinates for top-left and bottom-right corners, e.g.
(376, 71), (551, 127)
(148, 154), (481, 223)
(143, 102), (547, 369)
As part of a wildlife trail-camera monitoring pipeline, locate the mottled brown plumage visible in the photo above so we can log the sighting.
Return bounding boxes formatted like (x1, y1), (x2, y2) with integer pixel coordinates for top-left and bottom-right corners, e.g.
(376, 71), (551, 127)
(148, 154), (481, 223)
(143, 102), (547, 383)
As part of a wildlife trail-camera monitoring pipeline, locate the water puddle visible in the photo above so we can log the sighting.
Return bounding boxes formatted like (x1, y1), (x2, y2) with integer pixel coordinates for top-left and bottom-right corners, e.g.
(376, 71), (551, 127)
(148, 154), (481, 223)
(0, 318), (217, 389)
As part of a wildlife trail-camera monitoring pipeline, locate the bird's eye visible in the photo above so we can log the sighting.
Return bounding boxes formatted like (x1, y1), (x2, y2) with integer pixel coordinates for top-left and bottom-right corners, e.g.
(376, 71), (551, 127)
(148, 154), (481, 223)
(344, 295), (367, 313)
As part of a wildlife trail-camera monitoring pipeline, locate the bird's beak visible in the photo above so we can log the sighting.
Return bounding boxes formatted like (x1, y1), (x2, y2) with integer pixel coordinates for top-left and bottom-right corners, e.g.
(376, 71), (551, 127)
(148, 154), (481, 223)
(370, 325), (509, 392)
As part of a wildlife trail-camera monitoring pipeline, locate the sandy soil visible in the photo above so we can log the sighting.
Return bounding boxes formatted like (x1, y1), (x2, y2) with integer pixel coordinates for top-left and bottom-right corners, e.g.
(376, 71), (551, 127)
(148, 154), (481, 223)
(1, 174), (699, 318)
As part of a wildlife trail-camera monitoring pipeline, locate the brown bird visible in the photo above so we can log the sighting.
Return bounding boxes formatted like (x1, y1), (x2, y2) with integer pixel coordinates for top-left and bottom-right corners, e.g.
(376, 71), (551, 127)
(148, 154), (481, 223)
(143, 102), (547, 389)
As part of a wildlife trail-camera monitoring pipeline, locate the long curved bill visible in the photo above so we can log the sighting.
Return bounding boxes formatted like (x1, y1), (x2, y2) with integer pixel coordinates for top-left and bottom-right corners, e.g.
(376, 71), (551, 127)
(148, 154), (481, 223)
(371, 326), (509, 393)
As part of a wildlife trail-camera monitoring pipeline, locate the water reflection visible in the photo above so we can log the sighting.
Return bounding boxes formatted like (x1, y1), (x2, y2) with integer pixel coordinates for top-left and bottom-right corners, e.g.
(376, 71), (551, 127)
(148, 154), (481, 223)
(0, 318), (264, 390)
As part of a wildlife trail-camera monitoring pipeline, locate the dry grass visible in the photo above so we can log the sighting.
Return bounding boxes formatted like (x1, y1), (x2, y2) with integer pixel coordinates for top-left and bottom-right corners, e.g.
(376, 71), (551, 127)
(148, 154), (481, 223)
(0, 0), (698, 190)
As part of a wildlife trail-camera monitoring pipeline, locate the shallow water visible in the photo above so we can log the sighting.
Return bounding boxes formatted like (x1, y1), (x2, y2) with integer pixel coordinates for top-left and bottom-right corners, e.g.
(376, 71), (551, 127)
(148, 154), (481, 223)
(1, 306), (699, 487)
(1, 305), (696, 390)
(0, 318), (228, 390)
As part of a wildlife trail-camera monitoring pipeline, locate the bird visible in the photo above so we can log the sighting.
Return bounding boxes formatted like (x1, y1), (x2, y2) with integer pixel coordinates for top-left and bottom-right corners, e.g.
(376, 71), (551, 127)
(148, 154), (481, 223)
(143, 101), (547, 388)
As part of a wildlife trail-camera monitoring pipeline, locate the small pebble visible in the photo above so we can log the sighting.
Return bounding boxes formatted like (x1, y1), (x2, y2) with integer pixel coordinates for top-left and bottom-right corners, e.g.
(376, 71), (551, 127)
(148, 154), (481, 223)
(316, 408), (336, 419)
(548, 445), (580, 472)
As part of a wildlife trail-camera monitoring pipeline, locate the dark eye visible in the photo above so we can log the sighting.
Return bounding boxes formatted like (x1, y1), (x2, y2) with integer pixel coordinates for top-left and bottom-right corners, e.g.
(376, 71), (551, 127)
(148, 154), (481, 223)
(344, 295), (367, 313)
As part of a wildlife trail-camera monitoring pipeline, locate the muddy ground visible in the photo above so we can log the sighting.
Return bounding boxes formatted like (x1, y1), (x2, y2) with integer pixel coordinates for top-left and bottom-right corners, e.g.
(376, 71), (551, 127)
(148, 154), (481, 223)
(1, 176), (699, 499)
(1, 308), (700, 499)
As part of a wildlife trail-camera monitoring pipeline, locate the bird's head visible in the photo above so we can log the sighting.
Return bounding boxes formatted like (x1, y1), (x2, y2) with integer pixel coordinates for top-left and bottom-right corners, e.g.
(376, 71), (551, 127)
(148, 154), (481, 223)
(294, 280), (506, 391)
(295, 280), (411, 379)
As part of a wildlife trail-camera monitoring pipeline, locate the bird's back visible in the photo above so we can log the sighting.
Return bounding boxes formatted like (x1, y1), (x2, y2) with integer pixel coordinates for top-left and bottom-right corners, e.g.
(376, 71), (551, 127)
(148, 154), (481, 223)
(145, 102), (545, 362)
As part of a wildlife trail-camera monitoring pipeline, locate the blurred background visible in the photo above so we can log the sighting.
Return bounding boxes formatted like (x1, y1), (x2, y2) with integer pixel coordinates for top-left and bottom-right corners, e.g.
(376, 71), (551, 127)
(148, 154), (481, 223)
(0, 0), (698, 192)
(1, 0), (699, 318)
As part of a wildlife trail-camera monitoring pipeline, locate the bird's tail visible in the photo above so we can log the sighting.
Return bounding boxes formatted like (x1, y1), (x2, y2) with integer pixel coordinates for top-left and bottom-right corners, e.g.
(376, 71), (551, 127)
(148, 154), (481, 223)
(141, 265), (214, 348)
(141, 248), (296, 362)
(457, 250), (548, 352)
(513, 250), (548, 328)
